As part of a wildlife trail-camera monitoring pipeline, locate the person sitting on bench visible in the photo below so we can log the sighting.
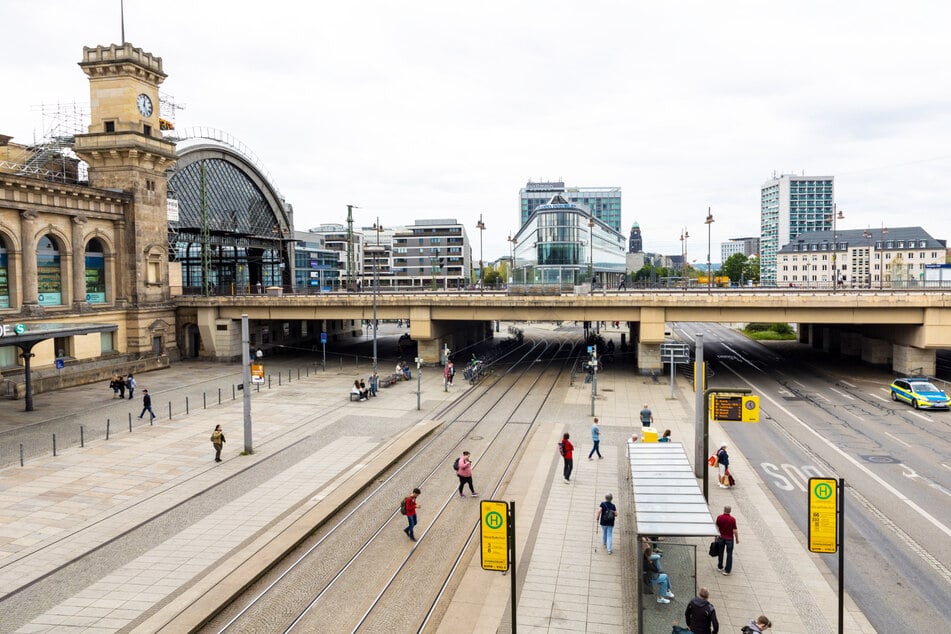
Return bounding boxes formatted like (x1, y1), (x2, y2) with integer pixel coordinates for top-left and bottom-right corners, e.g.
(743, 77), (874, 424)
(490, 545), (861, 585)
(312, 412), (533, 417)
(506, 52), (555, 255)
(351, 379), (366, 401)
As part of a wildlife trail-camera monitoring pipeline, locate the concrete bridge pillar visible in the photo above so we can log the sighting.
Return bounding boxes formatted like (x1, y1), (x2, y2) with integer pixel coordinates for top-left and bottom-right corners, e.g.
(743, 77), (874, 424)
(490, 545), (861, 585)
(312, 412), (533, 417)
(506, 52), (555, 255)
(861, 337), (892, 366)
(409, 311), (491, 366)
(892, 344), (935, 376)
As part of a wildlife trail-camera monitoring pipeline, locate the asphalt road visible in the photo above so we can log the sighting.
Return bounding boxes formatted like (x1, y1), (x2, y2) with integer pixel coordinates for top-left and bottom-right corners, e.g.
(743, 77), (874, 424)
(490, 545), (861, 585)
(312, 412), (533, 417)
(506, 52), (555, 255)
(671, 322), (951, 634)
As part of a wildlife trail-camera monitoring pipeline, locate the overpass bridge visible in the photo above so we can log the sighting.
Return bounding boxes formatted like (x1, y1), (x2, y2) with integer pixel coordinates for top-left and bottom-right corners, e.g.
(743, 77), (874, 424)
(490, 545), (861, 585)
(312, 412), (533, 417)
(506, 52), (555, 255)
(175, 289), (951, 375)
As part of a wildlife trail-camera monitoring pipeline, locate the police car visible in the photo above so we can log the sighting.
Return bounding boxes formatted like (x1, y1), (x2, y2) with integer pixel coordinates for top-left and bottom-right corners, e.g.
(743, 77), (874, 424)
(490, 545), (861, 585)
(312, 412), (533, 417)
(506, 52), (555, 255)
(889, 378), (950, 410)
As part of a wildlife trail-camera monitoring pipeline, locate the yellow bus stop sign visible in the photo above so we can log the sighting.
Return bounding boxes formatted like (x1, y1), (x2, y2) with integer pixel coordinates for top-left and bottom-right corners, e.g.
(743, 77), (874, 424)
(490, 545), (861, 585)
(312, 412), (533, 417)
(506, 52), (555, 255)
(808, 478), (838, 553)
(481, 500), (509, 571)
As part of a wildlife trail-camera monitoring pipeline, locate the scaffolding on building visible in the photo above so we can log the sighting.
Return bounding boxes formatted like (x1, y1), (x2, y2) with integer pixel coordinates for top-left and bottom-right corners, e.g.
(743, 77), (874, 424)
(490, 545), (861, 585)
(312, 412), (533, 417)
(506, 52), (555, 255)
(0, 102), (88, 183)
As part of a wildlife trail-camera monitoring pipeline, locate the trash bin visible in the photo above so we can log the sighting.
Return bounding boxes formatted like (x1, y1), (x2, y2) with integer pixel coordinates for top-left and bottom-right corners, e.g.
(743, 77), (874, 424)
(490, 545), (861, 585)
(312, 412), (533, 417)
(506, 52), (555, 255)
(641, 427), (658, 443)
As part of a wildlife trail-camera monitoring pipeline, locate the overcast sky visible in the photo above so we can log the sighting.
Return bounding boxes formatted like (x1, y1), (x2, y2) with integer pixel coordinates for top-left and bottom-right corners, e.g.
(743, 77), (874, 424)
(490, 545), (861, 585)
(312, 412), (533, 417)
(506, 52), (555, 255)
(5, 1), (950, 263)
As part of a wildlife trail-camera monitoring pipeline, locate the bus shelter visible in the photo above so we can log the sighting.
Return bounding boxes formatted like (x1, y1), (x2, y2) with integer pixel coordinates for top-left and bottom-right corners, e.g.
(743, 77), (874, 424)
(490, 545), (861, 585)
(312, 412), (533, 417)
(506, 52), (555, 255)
(628, 441), (718, 634)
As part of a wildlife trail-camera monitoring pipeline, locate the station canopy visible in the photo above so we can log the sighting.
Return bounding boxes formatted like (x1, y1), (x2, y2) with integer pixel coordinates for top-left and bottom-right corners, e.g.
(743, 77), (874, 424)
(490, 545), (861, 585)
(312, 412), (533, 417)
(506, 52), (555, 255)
(628, 441), (718, 537)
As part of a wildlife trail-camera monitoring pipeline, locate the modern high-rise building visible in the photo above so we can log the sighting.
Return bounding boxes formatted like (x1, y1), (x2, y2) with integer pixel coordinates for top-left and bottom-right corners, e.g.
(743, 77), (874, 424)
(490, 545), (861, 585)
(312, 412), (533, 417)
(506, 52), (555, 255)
(629, 222), (643, 253)
(720, 237), (759, 263)
(519, 181), (622, 233)
(760, 175), (834, 286)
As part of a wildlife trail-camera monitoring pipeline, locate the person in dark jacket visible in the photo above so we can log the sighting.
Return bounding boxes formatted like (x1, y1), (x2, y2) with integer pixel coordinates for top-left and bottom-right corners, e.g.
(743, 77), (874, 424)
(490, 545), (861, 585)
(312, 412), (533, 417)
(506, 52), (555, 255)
(684, 587), (719, 634)
(138, 389), (155, 421)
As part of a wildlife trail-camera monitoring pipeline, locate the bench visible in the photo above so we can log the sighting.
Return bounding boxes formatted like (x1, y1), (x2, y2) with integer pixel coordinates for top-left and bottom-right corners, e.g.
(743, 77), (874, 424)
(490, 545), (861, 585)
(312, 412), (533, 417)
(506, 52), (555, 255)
(380, 373), (403, 388)
(350, 388), (365, 401)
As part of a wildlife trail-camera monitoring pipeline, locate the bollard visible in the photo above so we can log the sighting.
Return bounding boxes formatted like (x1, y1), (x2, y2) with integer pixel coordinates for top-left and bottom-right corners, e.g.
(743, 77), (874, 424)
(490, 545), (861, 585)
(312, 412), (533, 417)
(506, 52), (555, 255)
(232, 385), (236, 400)
(81, 426), (85, 448)
(107, 419), (110, 440)
(203, 392), (207, 409)
(288, 369), (291, 383)
(186, 396), (190, 415)
(218, 388), (222, 405)
(53, 433), (57, 457)
(268, 375), (272, 389)
(19, 443), (24, 467)
(256, 382), (260, 392)
(278, 373), (282, 387)
(129, 412), (133, 432)
(168, 402), (172, 419)
(298, 368), (301, 380)
(306, 366), (309, 377)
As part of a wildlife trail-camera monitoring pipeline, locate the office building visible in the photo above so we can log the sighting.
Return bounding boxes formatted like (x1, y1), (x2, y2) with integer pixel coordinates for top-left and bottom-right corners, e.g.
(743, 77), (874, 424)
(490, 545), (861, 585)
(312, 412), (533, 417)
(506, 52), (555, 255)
(760, 175), (834, 286)
(520, 181), (622, 233)
(391, 219), (471, 289)
(721, 237), (760, 262)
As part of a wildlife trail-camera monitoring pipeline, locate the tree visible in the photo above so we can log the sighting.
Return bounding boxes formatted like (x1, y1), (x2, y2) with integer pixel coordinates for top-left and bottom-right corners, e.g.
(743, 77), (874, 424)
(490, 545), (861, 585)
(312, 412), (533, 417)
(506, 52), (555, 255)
(483, 266), (501, 288)
(720, 253), (748, 283)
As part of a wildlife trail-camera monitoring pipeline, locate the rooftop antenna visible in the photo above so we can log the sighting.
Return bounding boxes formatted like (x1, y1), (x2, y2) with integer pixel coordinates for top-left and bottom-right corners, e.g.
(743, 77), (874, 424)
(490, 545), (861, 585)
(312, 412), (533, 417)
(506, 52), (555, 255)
(120, 0), (126, 44)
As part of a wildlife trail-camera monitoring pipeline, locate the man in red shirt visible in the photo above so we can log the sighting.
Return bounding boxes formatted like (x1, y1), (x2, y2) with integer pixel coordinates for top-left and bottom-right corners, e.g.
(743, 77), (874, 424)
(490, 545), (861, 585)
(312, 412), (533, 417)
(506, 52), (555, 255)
(404, 488), (421, 542)
(715, 505), (738, 575)
(560, 433), (574, 483)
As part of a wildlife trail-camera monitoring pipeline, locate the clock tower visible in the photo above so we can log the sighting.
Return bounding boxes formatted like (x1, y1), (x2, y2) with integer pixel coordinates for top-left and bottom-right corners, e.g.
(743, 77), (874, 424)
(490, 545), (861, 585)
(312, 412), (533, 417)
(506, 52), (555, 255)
(73, 42), (177, 308)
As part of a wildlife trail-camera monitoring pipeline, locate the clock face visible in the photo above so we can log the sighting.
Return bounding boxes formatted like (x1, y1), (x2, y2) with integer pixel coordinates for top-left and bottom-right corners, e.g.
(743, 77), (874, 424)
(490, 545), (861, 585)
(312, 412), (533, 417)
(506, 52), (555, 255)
(136, 93), (153, 117)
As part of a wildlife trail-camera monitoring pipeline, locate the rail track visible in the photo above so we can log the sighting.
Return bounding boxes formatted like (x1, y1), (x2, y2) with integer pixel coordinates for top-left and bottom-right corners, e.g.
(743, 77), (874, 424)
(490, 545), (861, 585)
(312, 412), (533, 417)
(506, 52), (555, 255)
(203, 334), (583, 633)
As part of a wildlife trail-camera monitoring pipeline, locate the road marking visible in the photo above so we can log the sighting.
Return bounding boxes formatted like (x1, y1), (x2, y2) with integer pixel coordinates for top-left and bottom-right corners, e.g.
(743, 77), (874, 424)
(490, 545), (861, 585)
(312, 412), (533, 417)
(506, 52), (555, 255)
(884, 431), (912, 448)
(911, 411), (931, 422)
(840, 380), (857, 388)
(723, 365), (951, 539)
(829, 387), (854, 400)
(871, 394), (889, 402)
(943, 464), (951, 471)
(793, 380), (808, 389)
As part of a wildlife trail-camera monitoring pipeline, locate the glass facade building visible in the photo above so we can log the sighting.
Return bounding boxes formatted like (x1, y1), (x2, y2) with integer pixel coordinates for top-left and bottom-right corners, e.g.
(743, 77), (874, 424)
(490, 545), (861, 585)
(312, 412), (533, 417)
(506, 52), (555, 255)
(511, 195), (626, 287)
(760, 175), (834, 286)
(519, 181), (622, 233)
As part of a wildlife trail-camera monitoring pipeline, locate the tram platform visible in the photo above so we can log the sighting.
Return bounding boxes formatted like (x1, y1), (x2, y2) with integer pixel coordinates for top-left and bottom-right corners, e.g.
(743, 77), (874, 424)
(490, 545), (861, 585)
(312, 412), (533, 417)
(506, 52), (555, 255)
(0, 325), (875, 633)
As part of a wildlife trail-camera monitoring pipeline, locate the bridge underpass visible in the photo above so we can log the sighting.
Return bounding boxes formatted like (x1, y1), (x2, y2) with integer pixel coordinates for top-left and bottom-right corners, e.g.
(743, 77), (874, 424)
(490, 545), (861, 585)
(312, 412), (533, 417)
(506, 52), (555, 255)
(172, 291), (951, 375)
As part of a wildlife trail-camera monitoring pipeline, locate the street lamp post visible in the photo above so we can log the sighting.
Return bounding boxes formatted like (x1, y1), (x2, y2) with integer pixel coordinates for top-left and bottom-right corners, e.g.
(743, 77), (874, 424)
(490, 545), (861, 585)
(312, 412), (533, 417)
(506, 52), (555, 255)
(371, 219), (383, 376)
(831, 206), (844, 292)
(863, 228), (873, 289)
(507, 233), (518, 285)
(879, 224), (889, 289)
(705, 208), (714, 292)
(679, 228), (690, 282)
(476, 214), (486, 293)
(588, 216), (596, 294)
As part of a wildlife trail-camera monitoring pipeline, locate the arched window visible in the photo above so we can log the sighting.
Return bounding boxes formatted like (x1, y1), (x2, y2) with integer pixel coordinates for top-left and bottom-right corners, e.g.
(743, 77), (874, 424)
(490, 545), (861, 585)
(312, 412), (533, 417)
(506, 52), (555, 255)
(37, 235), (63, 306)
(0, 235), (9, 308)
(85, 238), (106, 304)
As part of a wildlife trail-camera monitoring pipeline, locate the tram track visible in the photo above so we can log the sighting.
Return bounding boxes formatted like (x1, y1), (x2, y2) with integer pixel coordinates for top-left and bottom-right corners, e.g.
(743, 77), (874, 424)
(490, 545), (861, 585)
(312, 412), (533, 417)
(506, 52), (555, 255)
(204, 335), (581, 633)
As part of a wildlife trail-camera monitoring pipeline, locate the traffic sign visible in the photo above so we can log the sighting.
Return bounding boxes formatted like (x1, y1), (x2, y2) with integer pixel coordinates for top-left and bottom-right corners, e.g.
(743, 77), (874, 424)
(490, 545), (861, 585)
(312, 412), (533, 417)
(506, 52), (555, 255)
(480, 500), (509, 571)
(808, 478), (838, 553)
(660, 342), (690, 363)
(709, 394), (760, 422)
(320, 332), (327, 344)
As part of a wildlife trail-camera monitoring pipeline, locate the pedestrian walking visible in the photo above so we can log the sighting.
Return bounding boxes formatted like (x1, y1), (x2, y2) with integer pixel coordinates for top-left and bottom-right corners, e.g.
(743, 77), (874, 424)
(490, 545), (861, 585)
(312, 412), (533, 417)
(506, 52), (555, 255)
(643, 544), (674, 603)
(402, 488), (421, 541)
(559, 433), (574, 483)
(109, 375), (120, 398)
(210, 424), (225, 462)
(447, 360), (454, 385)
(117, 375), (126, 398)
(455, 451), (478, 497)
(715, 505), (738, 575)
(684, 587), (719, 634)
(639, 403), (653, 427)
(596, 493), (616, 554)
(716, 444), (732, 488)
(588, 417), (602, 459)
(126, 373), (136, 400)
(741, 615), (772, 633)
(138, 389), (155, 421)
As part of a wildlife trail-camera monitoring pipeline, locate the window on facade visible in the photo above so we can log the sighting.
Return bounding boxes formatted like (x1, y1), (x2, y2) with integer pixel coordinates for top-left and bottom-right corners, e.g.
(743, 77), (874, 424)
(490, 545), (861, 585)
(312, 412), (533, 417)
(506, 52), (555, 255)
(101, 331), (114, 353)
(104, 121), (115, 133)
(37, 235), (63, 306)
(147, 253), (162, 285)
(85, 238), (107, 304)
(0, 234), (8, 308)
(53, 336), (71, 359)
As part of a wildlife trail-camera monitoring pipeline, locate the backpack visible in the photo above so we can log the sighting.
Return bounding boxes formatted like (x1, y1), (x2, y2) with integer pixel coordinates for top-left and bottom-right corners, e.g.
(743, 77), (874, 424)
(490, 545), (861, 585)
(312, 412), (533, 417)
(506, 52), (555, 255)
(400, 498), (408, 515)
(558, 442), (566, 457)
(602, 505), (616, 522)
(452, 457), (460, 472)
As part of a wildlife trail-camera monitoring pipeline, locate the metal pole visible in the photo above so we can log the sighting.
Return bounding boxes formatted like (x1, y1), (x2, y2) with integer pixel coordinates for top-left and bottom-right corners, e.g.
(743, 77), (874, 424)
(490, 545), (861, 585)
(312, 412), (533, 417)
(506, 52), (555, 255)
(416, 359), (422, 411)
(373, 219), (380, 377)
(242, 314), (253, 454)
(694, 334), (705, 479)
(838, 478), (845, 634)
(477, 213), (486, 294)
(510, 501), (517, 634)
(705, 208), (714, 292)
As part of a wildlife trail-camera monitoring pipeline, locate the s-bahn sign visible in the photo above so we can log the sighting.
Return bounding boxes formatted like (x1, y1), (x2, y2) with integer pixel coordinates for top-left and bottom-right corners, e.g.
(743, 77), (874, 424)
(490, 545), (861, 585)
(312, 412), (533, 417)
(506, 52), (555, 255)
(0, 323), (27, 337)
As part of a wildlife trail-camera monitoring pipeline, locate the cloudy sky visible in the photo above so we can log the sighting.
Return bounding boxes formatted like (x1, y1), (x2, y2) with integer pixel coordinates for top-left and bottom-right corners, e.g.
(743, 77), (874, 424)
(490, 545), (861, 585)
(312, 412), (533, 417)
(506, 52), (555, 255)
(4, 1), (950, 263)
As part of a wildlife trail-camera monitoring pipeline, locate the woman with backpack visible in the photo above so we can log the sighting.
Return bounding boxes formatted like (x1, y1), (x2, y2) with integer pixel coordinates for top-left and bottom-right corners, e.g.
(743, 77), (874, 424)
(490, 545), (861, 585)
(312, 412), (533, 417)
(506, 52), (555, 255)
(596, 493), (617, 554)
